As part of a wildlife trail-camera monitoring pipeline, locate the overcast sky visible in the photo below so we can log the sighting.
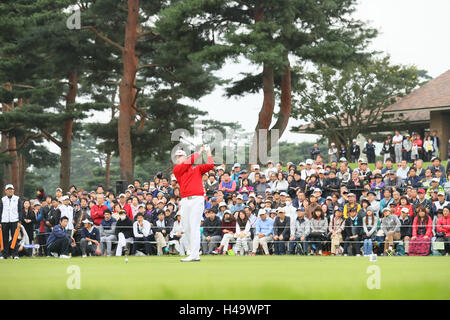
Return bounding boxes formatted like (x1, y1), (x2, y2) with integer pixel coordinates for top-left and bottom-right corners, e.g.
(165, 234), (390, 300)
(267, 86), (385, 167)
(179, 0), (450, 144)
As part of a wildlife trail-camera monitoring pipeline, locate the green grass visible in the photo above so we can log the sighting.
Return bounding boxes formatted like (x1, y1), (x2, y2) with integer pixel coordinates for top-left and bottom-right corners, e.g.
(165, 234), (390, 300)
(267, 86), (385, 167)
(1, 256), (449, 299)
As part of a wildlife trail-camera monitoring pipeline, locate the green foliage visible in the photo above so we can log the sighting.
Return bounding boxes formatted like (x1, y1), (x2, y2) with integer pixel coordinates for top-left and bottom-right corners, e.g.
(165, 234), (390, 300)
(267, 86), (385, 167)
(291, 57), (429, 148)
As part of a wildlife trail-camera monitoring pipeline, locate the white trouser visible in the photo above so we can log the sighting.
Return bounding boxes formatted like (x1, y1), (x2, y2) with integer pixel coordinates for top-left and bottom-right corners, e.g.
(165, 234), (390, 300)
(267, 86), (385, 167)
(115, 232), (133, 256)
(235, 236), (250, 255)
(169, 235), (188, 255)
(180, 196), (204, 259)
(220, 233), (235, 249)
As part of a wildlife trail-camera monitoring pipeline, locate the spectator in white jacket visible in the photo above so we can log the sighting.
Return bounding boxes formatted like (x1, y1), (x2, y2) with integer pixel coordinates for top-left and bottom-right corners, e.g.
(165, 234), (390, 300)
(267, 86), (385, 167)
(234, 211), (251, 255)
(132, 213), (152, 255)
(169, 213), (188, 255)
(271, 172), (289, 194)
(59, 196), (74, 234)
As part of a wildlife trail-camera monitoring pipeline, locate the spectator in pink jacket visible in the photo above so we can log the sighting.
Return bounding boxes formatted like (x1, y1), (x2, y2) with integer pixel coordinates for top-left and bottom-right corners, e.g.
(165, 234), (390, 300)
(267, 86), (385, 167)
(409, 207), (433, 256)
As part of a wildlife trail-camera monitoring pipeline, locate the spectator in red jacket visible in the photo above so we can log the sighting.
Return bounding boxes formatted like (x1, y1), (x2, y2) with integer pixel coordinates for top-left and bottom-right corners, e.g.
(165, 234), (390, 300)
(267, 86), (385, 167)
(436, 206), (450, 255)
(118, 193), (133, 220)
(394, 196), (414, 217)
(409, 207), (433, 256)
(90, 194), (109, 226)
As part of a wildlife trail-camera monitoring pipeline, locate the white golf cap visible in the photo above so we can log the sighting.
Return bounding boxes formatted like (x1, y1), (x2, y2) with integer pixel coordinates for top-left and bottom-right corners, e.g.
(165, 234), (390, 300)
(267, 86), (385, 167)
(33, 200), (41, 206)
(353, 139), (357, 142)
(280, 192), (288, 197)
(438, 191), (445, 196)
(224, 209), (231, 214)
(331, 142), (335, 146)
(339, 157), (347, 162)
(55, 188), (62, 192)
(277, 207), (285, 213)
(253, 164), (260, 169)
(258, 209), (267, 216)
(314, 188), (322, 194)
(236, 195), (243, 200)
(401, 207), (409, 213)
(82, 219), (93, 224)
(248, 194), (256, 198)
(219, 202), (227, 208)
(119, 193), (126, 198)
(62, 195), (69, 200)
(318, 169), (325, 174)
(299, 162), (306, 166)
(233, 163), (241, 168)
(265, 188), (272, 193)
(171, 176), (177, 181)
(174, 149), (187, 157)
(217, 166), (224, 171)
(127, 184), (134, 189)
(306, 159), (313, 165)
(4, 184), (14, 190)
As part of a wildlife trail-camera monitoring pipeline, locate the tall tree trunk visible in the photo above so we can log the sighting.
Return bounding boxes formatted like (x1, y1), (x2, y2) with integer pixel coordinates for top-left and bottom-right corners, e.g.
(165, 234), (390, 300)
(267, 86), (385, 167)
(60, 72), (77, 192)
(118, 0), (139, 183)
(8, 93), (19, 190)
(1, 103), (11, 187)
(18, 154), (25, 197)
(105, 152), (111, 190)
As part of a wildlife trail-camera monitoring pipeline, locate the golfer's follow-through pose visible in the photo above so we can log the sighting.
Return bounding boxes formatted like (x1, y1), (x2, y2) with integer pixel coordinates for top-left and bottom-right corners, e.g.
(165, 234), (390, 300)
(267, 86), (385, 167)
(173, 145), (214, 262)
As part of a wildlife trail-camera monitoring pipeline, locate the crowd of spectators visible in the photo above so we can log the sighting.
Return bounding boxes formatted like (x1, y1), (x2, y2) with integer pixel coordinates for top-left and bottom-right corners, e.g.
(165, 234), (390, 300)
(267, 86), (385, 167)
(3, 132), (450, 259)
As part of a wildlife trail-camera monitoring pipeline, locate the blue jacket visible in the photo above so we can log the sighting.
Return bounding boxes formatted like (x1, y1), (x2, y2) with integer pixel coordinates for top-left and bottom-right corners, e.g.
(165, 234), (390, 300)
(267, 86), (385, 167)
(255, 217), (274, 237)
(81, 226), (101, 242)
(46, 225), (69, 246)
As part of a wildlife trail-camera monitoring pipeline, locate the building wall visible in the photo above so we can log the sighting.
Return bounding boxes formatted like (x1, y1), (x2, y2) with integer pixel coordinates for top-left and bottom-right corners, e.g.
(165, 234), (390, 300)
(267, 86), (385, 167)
(430, 110), (450, 160)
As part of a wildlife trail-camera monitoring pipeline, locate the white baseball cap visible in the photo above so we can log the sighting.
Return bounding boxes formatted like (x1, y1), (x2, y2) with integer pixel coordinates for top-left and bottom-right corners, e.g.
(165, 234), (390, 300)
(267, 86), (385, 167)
(233, 163), (241, 168)
(339, 157), (347, 162)
(253, 164), (260, 170)
(258, 209), (267, 217)
(4, 184), (14, 190)
(219, 202), (227, 208)
(280, 192), (288, 197)
(236, 195), (243, 200)
(401, 207), (409, 213)
(62, 195), (69, 201)
(265, 188), (272, 193)
(306, 159), (313, 165)
(313, 188), (322, 194)
(175, 150), (187, 157)
(82, 219), (93, 224)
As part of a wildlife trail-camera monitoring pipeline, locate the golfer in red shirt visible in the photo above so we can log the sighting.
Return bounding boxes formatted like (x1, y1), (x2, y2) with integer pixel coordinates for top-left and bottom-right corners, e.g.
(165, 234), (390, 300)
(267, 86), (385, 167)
(173, 146), (214, 262)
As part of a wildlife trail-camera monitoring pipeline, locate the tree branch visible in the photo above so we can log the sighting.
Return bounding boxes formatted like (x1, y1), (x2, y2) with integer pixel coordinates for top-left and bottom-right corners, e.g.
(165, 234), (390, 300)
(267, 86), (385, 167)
(1, 133), (43, 153)
(137, 63), (158, 70)
(81, 26), (124, 52)
(41, 129), (63, 149)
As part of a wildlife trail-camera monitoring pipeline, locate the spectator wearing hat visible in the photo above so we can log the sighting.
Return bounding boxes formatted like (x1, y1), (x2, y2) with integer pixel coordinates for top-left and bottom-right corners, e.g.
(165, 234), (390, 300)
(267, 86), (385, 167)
(55, 188), (63, 202)
(381, 207), (401, 255)
(436, 207), (450, 255)
(115, 210), (134, 256)
(168, 212), (187, 255)
(247, 164), (260, 184)
(427, 157), (445, 176)
(0, 184), (25, 259)
(358, 198), (371, 218)
(336, 162), (351, 185)
(343, 193), (361, 219)
(288, 209), (310, 255)
(231, 195), (245, 214)
(231, 163), (242, 185)
(328, 143), (338, 163)
(99, 209), (117, 256)
(80, 219), (101, 257)
(251, 209), (274, 256)
(402, 134), (412, 162)
(202, 208), (222, 255)
(219, 172), (237, 196)
(426, 178), (445, 200)
(46, 216), (72, 258)
(409, 207), (433, 256)
(59, 195), (74, 235)
(413, 189), (432, 216)
(329, 207), (345, 255)
(272, 207), (290, 255)
(432, 191), (449, 217)
(398, 207), (413, 255)
(133, 213), (153, 256)
(117, 194), (133, 220)
(213, 211), (236, 255)
(362, 209), (378, 256)
(384, 170), (403, 189)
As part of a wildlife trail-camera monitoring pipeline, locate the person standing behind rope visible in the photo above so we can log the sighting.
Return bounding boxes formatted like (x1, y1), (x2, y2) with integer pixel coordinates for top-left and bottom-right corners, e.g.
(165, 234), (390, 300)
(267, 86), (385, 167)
(0, 184), (25, 259)
(173, 146), (214, 262)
